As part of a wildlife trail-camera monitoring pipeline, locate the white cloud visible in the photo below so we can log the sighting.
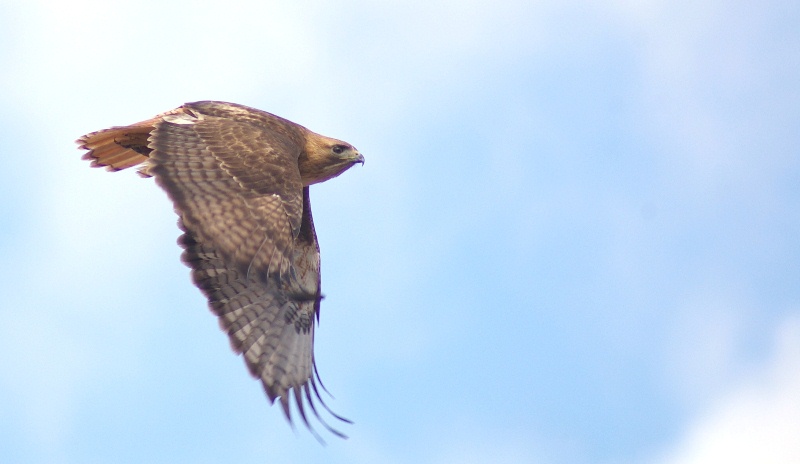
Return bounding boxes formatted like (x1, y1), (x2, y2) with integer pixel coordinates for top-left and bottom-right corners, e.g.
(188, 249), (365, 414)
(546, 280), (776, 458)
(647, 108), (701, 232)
(661, 283), (758, 405)
(653, 315), (800, 464)
(610, 0), (798, 203)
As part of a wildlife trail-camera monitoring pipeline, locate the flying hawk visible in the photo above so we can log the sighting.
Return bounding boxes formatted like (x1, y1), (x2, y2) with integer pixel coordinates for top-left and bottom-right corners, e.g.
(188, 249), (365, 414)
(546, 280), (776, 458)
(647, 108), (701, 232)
(76, 101), (364, 441)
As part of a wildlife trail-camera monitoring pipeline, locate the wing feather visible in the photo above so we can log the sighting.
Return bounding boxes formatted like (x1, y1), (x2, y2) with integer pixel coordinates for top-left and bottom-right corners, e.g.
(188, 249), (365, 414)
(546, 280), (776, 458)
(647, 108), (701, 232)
(148, 110), (299, 283)
(178, 188), (348, 439)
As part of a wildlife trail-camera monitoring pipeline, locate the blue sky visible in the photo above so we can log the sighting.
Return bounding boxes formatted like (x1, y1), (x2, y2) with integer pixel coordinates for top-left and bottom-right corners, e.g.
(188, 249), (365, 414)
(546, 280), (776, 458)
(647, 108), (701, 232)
(1, 1), (799, 463)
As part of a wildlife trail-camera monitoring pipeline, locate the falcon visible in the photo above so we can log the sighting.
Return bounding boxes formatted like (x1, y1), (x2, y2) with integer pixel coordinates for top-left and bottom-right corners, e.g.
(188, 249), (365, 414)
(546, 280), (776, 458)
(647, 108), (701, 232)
(76, 101), (364, 441)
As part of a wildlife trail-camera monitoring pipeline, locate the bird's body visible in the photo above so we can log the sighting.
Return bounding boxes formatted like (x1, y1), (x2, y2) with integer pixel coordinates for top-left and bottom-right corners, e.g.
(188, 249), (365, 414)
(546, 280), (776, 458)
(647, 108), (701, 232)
(77, 101), (363, 440)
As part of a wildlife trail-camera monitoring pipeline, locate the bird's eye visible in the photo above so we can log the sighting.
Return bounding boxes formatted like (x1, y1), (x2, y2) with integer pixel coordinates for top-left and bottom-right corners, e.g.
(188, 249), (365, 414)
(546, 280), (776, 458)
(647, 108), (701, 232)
(332, 145), (346, 154)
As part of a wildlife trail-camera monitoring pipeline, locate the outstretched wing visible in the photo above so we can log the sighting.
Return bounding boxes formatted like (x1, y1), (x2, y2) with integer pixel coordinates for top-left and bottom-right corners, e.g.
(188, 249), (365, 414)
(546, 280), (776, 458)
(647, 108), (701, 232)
(149, 103), (305, 283)
(180, 188), (350, 440)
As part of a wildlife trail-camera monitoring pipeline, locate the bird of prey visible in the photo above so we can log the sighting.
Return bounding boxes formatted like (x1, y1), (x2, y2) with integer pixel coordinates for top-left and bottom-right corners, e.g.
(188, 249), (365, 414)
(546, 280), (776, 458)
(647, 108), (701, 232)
(76, 101), (364, 441)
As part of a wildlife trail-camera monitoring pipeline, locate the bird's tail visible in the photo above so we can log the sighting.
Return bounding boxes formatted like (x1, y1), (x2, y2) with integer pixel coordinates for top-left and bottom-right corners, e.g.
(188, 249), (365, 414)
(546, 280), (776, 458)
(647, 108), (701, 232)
(76, 118), (158, 174)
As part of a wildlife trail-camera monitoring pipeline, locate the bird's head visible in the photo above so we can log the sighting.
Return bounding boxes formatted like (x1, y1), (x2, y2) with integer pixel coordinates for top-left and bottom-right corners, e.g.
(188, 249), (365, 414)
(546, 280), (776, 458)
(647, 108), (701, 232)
(301, 134), (364, 186)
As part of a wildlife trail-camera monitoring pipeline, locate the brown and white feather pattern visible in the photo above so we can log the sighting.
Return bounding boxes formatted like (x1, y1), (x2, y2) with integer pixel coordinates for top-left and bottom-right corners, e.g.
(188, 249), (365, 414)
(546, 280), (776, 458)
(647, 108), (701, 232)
(76, 101), (363, 441)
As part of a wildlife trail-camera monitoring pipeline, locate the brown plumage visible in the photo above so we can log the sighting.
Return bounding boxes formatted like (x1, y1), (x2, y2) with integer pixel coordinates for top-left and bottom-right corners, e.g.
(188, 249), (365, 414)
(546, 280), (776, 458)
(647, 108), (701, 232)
(76, 101), (364, 441)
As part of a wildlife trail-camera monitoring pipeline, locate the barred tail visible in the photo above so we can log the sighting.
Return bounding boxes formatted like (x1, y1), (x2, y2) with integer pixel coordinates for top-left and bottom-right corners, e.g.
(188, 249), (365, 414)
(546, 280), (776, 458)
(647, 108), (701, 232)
(76, 118), (157, 173)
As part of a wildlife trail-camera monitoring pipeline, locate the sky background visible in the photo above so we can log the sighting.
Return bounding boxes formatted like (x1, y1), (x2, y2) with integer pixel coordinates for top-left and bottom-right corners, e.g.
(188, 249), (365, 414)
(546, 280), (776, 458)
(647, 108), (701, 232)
(1, 0), (799, 463)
